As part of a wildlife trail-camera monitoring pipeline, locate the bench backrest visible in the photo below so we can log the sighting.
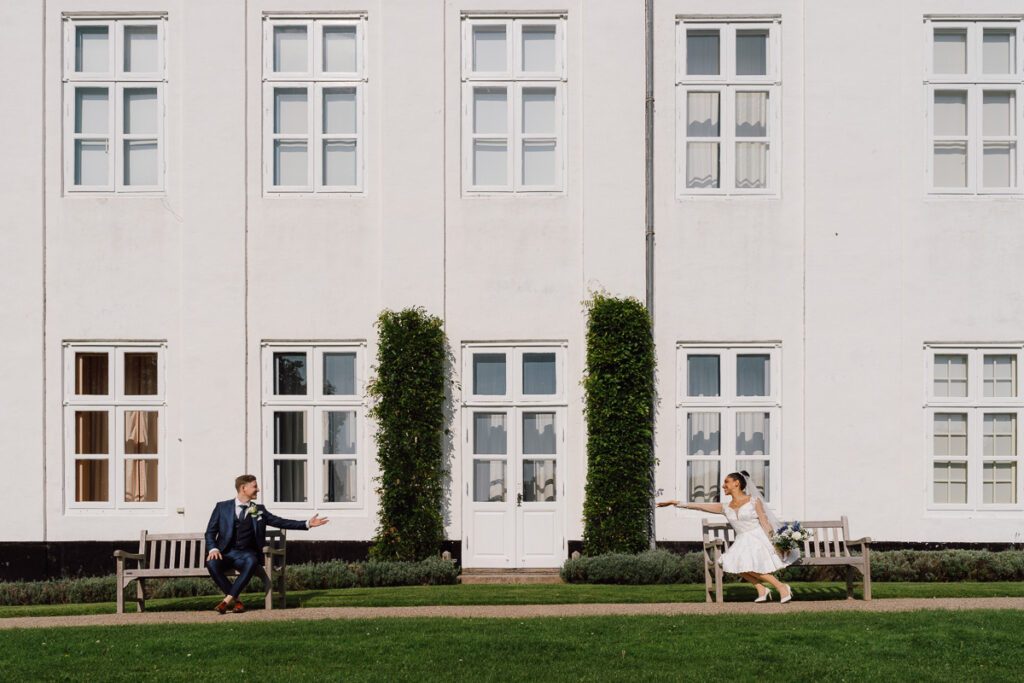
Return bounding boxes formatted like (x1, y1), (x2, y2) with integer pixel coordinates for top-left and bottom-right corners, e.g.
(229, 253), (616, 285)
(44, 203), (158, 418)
(701, 516), (854, 559)
(134, 530), (285, 571)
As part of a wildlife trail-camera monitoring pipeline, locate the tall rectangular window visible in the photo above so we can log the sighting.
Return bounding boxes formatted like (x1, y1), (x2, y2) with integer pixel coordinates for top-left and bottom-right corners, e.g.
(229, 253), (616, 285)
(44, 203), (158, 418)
(677, 19), (780, 195)
(926, 345), (1023, 509)
(263, 16), (366, 193)
(462, 15), (566, 193)
(262, 343), (365, 508)
(63, 344), (165, 508)
(926, 20), (1023, 194)
(677, 345), (781, 504)
(63, 16), (166, 193)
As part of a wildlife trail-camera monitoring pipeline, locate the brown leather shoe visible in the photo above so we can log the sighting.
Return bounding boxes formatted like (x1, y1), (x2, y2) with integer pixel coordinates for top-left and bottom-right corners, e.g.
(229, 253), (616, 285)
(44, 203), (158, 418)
(214, 600), (230, 614)
(232, 600), (246, 613)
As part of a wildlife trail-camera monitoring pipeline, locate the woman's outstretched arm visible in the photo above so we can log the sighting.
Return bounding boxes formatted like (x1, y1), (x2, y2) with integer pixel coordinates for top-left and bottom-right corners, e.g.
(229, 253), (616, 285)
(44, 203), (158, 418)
(657, 500), (723, 514)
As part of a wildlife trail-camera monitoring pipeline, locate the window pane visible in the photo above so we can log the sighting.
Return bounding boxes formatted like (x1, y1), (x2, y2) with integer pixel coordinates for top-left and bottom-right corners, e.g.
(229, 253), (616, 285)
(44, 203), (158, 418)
(473, 460), (506, 502)
(522, 459), (556, 502)
(736, 459), (770, 501)
(274, 141), (308, 186)
(983, 413), (1016, 457)
(473, 87), (507, 134)
(124, 141), (158, 186)
(687, 460), (720, 503)
(983, 462), (1017, 504)
(124, 26), (158, 73)
(335, 461), (368, 504)
(934, 354), (968, 397)
(75, 460), (109, 502)
(983, 92), (1014, 137)
(75, 88), (108, 135)
(473, 140), (507, 186)
(124, 352), (158, 395)
(687, 412), (720, 455)
(125, 459), (158, 502)
(933, 462), (967, 504)
(75, 411), (108, 454)
(323, 140), (357, 186)
(686, 29), (719, 76)
(686, 92), (719, 137)
(324, 459), (357, 502)
(686, 142), (719, 188)
(274, 88), (308, 135)
(76, 25), (109, 73)
(323, 88), (357, 135)
(522, 88), (556, 135)
(124, 87), (159, 133)
(274, 460), (306, 503)
(934, 413), (967, 457)
(934, 143), (968, 188)
(983, 29), (1015, 75)
(323, 352), (356, 395)
(522, 141), (556, 186)
(984, 143), (1016, 188)
(323, 26), (357, 72)
(473, 353), (506, 395)
(687, 355), (720, 396)
(523, 352), (557, 395)
(75, 141), (108, 186)
(984, 355), (1016, 398)
(125, 411), (159, 454)
(933, 29), (967, 74)
(523, 412), (557, 455)
(273, 411), (308, 455)
(736, 92), (768, 137)
(522, 26), (556, 72)
(736, 142), (769, 189)
(323, 411), (356, 455)
(934, 91), (967, 136)
(736, 30), (768, 76)
(472, 25), (507, 72)
(273, 352), (307, 394)
(274, 26), (308, 72)
(75, 352), (108, 395)
(737, 354), (770, 396)
(474, 413), (507, 455)
(736, 412), (770, 455)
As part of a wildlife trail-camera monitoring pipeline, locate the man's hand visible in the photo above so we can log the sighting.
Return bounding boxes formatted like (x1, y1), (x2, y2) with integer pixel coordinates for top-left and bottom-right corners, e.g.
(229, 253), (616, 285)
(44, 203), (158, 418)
(207, 549), (223, 562)
(308, 514), (330, 528)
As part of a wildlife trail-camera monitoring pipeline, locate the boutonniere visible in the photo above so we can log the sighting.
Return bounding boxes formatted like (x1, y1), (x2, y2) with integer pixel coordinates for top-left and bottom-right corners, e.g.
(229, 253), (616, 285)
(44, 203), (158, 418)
(246, 503), (263, 520)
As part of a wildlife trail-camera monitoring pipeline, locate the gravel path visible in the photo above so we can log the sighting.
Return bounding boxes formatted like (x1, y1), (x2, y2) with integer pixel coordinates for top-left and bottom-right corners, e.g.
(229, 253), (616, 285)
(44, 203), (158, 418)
(2, 597), (1023, 631)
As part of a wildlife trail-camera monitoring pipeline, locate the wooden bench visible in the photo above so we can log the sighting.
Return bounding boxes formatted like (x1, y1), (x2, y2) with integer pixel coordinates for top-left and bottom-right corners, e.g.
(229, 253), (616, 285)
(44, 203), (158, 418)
(702, 516), (872, 602)
(113, 530), (288, 614)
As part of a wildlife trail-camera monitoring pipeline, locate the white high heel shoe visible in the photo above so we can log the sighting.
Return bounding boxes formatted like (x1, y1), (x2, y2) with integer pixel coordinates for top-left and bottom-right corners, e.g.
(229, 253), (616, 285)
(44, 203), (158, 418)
(753, 587), (773, 603)
(779, 584), (793, 604)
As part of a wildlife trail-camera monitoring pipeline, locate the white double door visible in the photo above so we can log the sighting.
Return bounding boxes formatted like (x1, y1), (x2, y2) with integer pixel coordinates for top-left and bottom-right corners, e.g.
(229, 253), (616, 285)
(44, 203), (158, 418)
(463, 407), (565, 568)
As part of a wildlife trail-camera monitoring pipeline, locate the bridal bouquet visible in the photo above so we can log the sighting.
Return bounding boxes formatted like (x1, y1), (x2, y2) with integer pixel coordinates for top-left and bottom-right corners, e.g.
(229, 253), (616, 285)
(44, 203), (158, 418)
(772, 521), (810, 554)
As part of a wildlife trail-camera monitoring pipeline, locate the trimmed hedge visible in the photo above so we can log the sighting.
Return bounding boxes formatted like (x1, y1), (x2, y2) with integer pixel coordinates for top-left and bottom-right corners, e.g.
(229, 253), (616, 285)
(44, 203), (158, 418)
(0, 557), (459, 607)
(368, 308), (450, 562)
(561, 549), (1024, 585)
(582, 294), (656, 555)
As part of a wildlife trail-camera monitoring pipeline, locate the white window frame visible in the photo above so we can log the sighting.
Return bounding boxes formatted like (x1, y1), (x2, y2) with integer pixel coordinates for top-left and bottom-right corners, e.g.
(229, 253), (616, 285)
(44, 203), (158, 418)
(63, 15), (167, 194)
(462, 343), (567, 405)
(63, 342), (167, 511)
(461, 14), (567, 194)
(925, 344), (1024, 511)
(263, 15), (367, 195)
(262, 342), (367, 511)
(675, 343), (782, 506)
(925, 18), (1024, 195)
(676, 17), (781, 197)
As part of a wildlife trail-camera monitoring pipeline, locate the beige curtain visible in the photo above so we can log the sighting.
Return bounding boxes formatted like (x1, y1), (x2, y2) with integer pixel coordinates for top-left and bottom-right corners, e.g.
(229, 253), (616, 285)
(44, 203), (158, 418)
(75, 353), (108, 394)
(126, 411), (159, 502)
(75, 460), (108, 502)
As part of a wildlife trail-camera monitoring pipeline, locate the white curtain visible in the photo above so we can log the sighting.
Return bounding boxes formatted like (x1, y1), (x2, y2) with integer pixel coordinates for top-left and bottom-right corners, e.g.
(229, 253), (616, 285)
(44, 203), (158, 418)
(325, 459), (356, 503)
(687, 460), (720, 502)
(736, 412), (769, 455)
(687, 142), (719, 188)
(687, 355), (719, 397)
(523, 459), (556, 502)
(473, 460), (506, 502)
(737, 354), (770, 396)
(687, 412), (720, 455)
(686, 30), (719, 75)
(736, 92), (767, 137)
(474, 412), (507, 454)
(523, 412), (557, 454)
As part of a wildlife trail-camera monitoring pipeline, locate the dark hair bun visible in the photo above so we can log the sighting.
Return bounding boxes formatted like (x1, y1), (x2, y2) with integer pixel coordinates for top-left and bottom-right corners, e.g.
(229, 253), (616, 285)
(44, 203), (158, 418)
(740, 470), (750, 478)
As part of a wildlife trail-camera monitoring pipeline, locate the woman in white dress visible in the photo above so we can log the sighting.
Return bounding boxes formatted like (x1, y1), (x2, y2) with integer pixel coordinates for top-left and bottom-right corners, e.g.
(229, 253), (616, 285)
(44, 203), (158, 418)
(659, 471), (797, 603)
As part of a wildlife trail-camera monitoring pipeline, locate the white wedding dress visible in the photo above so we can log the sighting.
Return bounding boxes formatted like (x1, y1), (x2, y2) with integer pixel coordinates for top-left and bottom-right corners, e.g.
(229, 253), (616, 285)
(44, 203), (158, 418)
(720, 499), (799, 574)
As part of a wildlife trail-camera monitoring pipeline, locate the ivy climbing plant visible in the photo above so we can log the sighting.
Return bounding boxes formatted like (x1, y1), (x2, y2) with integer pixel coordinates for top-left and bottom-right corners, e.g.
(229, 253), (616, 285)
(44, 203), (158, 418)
(582, 294), (657, 555)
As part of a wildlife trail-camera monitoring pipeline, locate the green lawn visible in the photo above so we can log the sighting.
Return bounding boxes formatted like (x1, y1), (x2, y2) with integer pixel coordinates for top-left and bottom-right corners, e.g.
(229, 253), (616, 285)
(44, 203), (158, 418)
(2, 581), (1023, 619)
(0, 611), (1020, 681)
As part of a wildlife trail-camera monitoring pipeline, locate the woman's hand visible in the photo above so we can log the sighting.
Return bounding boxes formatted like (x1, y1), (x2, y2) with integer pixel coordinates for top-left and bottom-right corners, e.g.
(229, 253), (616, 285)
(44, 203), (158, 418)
(656, 500), (681, 508)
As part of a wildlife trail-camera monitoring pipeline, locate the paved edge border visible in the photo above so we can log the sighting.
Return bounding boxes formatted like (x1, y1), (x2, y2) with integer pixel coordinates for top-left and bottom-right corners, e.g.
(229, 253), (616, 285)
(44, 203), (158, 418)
(2, 597), (1024, 630)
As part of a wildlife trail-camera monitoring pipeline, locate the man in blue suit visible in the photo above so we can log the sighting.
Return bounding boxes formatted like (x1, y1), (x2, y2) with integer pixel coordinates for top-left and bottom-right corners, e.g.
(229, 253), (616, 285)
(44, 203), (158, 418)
(205, 474), (329, 613)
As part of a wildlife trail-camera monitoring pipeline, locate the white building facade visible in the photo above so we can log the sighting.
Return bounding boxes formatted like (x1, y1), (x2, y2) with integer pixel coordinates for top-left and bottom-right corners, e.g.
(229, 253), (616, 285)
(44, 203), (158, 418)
(2, 0), (1023, 574)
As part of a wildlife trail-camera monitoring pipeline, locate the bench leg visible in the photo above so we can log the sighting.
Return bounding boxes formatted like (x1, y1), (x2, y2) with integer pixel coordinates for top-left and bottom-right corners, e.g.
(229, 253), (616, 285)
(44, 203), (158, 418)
(116, 563), (125, 615)
(845, 566), (855, 600)
(135, 579), (145, 613)
(279, 564), (287, 609)
(862, 564), (872, 601)
(714, 562), (723, 604)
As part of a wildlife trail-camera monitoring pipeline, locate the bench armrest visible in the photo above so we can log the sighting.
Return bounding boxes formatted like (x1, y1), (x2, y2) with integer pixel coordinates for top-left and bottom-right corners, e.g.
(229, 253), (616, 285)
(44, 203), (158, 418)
(847, 537), (872, 547)
(703, 539), (725, 550)
(114, 550), (146, 561)
(262, 545), (286, 556)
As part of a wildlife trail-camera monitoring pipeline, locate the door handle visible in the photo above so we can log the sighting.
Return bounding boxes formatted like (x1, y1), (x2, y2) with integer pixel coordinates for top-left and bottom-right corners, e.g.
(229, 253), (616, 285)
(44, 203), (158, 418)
(516, 493), (523, 507)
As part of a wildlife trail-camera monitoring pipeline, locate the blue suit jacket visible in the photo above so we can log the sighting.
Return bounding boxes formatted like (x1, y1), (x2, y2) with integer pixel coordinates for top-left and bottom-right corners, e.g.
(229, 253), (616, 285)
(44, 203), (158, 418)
(205, 499), (308, 553)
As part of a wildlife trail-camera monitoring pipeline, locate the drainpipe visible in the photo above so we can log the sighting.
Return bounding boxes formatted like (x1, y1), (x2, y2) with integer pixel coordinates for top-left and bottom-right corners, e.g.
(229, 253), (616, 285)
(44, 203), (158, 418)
(644, 0), (656, 550)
